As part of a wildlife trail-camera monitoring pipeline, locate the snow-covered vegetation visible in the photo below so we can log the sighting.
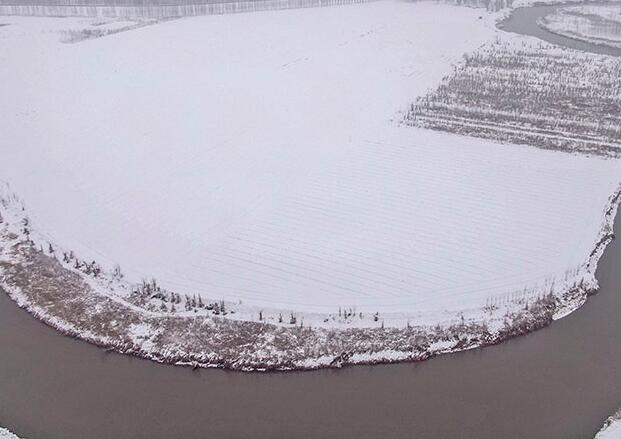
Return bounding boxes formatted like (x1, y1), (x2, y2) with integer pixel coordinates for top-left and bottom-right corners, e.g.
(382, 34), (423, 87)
(441, 0), (513, 11)
(58, 18), (158, 42)
(539, 5), (621, 49)
(405, 36), (621, 157)
(1, 1), (621, 369)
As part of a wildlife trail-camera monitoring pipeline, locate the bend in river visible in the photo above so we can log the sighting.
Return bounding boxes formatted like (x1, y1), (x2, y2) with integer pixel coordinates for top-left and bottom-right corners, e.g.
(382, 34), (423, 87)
(2, 207), (621, 439)
(2, 4), (621, 438)
(500, 2), (621, 57)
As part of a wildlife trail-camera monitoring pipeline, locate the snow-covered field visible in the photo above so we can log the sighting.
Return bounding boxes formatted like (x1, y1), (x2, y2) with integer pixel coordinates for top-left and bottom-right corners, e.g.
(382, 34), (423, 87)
(1, 1), (621, 330)
(539, 4), (621, 49)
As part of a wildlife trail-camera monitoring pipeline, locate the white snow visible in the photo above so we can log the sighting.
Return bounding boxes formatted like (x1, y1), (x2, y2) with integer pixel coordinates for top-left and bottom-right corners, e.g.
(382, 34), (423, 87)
(596, 411), (621, 439)
(597, 422), (621, 439)
(1, 1), (620, 326)
(0, 428), (22, 439)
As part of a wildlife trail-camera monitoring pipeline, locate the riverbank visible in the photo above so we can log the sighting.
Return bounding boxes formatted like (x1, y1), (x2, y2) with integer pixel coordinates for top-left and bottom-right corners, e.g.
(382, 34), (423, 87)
(500, 2), (621, 56)
(1, 178), (620, 371)
(595, 411), (621, 438)
(596, 415), (621, 438)
(0, 429), (21, 439)
(3, 193), (621, 438)
(0, 204), (555, 371)
(537, 4), (621, 50)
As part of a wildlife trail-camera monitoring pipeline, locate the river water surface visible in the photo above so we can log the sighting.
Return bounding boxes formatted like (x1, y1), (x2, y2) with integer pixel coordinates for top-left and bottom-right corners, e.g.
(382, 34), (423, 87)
(2, 4), (621, 439)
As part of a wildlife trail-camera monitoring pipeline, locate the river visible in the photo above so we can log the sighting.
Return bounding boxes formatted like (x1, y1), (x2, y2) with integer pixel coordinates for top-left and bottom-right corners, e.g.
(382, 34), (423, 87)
(500, 2), (621, 57)
(2, 3), (621, 439)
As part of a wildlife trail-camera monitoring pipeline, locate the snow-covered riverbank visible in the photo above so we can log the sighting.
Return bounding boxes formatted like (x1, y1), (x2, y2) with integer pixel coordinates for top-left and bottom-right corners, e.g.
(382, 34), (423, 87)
(1, 1), (621, 370)
(1, 178), (619, 370)
(595, 410), (621, 438)
(538, 4), (621, 49)
(0, 428), (22, 439)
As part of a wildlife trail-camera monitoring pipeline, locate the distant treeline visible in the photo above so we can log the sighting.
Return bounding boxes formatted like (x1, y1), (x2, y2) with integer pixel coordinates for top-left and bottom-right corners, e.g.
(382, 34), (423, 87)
(0, 0), (283, 5)
(0, 0), (511, 18)
(0, 0), (372, 17)
(437, 0), (513, 12)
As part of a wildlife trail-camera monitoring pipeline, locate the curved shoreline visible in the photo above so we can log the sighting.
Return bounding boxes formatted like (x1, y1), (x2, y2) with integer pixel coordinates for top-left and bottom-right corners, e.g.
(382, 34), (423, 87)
(500, 2), (621, 56)
(2, 181), (619, 371)
(3, 184), (621, 439)
(0, 284), (555, 372)
(535, 4), (621, 52)
(540, 24), (621, 51)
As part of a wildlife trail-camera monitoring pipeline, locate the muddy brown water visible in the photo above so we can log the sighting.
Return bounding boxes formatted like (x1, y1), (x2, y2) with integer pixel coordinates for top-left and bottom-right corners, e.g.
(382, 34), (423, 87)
(3, 4), (621, 439)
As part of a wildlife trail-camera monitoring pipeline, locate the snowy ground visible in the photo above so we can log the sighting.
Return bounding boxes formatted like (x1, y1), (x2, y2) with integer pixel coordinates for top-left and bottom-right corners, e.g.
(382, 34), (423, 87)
(0, 428), (22, 439)
(57, 18), (159, 43)
(595, 410), (621, 439)
(1, 1), (621, 328)
(538, 4), (621, 49)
